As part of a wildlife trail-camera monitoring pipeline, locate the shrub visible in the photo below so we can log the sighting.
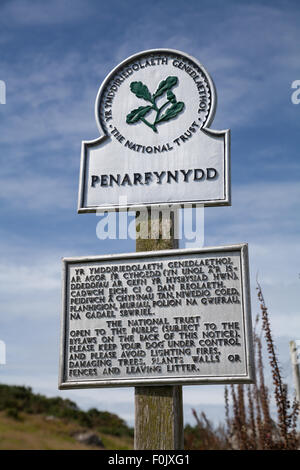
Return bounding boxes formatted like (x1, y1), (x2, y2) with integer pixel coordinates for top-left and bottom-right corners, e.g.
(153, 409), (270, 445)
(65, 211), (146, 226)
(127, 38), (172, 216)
(0, 383), (133, 437)
(224, 283), (299, 450)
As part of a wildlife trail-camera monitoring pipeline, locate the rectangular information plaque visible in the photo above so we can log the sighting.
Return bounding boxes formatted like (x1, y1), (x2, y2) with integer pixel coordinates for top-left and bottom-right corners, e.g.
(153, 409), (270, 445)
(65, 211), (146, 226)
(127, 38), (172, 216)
(59, 244), (254, 389)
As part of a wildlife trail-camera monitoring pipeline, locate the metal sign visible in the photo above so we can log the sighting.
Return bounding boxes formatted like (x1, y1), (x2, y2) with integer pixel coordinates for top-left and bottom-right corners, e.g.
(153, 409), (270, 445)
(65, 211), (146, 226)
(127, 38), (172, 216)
(59, 244), (254, 389)
(78, 49), (230, 213)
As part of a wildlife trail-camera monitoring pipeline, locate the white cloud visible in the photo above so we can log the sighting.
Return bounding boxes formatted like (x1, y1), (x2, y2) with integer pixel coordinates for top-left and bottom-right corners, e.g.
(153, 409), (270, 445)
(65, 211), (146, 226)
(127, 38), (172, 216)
(0, 261), (60, 294)
(184, 385), (226, 406)
(158, 4), (300, 129)
(268, 313), (300, 339)
(0, 170), (75, 211)
(0, 259), (61, 320)
(206, 180), (300, 243)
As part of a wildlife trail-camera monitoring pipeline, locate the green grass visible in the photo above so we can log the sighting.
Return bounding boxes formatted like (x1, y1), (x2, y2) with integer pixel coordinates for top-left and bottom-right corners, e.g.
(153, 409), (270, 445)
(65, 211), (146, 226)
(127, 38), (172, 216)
(0, 411), (133, 450)
(0, 383), (134, 450)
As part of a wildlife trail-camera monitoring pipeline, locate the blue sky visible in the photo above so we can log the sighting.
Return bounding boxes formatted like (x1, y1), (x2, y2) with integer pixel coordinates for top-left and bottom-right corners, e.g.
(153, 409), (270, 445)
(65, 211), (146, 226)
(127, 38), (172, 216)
(0, 0), (300, 427)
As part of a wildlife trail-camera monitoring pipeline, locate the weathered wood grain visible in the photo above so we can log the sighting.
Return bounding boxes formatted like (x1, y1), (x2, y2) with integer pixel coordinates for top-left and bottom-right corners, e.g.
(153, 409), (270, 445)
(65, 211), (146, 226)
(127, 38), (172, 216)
(134, 207), (184, 450)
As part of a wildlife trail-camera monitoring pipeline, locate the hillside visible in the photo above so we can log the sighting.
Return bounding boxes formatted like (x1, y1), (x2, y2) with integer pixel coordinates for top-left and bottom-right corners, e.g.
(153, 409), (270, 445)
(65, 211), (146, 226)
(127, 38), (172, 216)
(0, 384), (134, 450)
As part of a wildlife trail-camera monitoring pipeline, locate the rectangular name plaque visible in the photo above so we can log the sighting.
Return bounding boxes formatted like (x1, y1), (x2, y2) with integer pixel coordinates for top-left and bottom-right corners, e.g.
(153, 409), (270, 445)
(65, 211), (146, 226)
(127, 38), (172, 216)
(59, 245), (254, 389)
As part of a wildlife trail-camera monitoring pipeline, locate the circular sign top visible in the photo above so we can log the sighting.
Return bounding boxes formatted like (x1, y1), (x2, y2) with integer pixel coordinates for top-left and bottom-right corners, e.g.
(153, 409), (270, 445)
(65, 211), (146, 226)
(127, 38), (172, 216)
(95, 49), (217, 148)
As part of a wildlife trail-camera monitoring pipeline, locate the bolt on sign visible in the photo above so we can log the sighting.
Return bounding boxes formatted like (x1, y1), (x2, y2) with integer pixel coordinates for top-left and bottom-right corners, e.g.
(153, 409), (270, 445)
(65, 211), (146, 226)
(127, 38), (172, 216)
(78, 49), (231, 212)
(59, 244), (255, 389)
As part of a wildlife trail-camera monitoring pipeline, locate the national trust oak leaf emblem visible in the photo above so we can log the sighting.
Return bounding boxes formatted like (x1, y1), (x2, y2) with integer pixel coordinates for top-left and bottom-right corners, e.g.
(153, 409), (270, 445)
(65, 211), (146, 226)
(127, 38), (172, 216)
(126, 76), (185, 133)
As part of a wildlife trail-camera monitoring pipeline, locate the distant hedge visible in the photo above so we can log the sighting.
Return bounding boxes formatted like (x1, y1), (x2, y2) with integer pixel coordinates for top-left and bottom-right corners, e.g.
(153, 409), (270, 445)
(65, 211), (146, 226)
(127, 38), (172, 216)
(0, 384), (133, 437)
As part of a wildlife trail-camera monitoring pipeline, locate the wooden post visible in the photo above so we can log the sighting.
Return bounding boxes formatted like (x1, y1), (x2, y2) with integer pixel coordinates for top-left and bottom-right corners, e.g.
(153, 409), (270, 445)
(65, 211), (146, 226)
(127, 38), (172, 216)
(134, 207), (184, 450)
